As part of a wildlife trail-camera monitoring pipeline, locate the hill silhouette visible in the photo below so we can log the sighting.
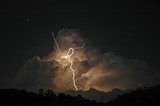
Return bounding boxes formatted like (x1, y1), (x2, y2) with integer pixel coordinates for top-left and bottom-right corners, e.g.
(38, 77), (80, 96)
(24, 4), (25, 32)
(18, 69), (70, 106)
(107, 84), (160, 105)
(65, 88), (131, 102)
(0, 84), (160, 105)
(0, 88), (103, 106)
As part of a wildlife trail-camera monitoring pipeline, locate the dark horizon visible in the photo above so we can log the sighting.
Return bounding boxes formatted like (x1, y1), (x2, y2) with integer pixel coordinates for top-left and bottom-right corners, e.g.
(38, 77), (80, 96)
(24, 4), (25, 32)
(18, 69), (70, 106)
(1, 84), (160, 105)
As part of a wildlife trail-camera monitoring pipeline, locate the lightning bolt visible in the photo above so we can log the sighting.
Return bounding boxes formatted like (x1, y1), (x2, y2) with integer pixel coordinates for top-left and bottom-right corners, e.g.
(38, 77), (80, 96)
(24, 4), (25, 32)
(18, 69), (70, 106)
(52, 32), (84, 91)
(52, 32), (62, 54)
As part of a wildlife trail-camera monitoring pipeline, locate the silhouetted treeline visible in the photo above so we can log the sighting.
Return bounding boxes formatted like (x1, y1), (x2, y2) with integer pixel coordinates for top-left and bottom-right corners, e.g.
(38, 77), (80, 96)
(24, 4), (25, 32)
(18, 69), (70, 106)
(0, 85), (160, 106)
(106, 85), (160, 106)
(0, 89), (104, 106)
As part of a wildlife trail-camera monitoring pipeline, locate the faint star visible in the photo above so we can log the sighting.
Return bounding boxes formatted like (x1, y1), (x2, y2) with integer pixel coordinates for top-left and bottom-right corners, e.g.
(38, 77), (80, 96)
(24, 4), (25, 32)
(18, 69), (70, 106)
(27, 18), (30, 22)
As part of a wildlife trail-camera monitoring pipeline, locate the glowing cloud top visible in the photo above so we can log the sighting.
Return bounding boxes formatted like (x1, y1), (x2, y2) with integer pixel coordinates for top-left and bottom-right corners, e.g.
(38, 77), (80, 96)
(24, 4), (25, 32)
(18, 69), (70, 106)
(10, 29), (160, 92)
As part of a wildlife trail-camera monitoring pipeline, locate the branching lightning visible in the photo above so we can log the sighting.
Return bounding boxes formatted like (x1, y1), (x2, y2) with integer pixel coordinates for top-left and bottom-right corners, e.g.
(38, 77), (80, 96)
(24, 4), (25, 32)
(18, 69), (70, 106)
(52, 32), (84, 91)
(52, 32), (62, 54)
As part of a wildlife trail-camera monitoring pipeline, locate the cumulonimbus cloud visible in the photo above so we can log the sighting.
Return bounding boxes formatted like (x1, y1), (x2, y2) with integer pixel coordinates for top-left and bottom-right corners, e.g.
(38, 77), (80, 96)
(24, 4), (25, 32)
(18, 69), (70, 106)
(3, 29), (160, 92)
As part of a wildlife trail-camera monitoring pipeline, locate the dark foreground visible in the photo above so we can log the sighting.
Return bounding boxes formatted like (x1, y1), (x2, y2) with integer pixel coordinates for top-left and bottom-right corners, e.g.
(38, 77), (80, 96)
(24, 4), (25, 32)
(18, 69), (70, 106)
(0, 85), (160, 106)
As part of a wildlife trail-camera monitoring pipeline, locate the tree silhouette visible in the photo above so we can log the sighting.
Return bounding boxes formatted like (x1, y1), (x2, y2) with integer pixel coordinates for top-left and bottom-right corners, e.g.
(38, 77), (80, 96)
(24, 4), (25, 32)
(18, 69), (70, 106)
(0, 85), (160, 105)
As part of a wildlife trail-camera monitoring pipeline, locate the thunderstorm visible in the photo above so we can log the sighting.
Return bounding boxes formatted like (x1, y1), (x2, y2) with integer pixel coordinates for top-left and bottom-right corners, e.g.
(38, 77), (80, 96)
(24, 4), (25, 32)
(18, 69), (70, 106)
(52, 32), (84, 91)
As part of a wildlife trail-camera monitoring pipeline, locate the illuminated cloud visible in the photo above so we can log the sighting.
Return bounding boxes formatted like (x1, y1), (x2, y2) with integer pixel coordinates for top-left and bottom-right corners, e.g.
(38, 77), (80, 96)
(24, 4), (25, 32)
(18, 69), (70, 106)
(4, 29), (160, 92)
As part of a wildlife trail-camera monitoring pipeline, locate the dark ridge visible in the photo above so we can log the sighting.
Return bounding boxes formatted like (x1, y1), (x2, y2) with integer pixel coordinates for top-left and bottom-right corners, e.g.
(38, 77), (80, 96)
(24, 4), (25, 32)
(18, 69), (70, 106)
(65, 88), (131, 102)
(106, 84), (160, 106)
(0, 89), (103, 106)
(0, 84), (160, 105)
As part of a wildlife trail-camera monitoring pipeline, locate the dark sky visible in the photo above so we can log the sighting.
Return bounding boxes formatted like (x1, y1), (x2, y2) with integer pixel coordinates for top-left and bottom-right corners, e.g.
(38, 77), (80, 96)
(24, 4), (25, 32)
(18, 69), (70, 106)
(0, 1), (160, 78)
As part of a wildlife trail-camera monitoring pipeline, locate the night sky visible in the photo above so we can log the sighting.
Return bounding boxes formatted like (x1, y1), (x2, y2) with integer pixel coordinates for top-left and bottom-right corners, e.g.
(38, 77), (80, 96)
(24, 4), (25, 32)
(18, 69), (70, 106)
(0, 1), (160, 87)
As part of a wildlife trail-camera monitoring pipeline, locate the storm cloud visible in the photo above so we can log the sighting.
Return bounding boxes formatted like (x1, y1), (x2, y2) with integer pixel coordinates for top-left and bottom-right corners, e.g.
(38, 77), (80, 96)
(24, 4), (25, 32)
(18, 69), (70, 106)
(3, 29), (160, 92)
